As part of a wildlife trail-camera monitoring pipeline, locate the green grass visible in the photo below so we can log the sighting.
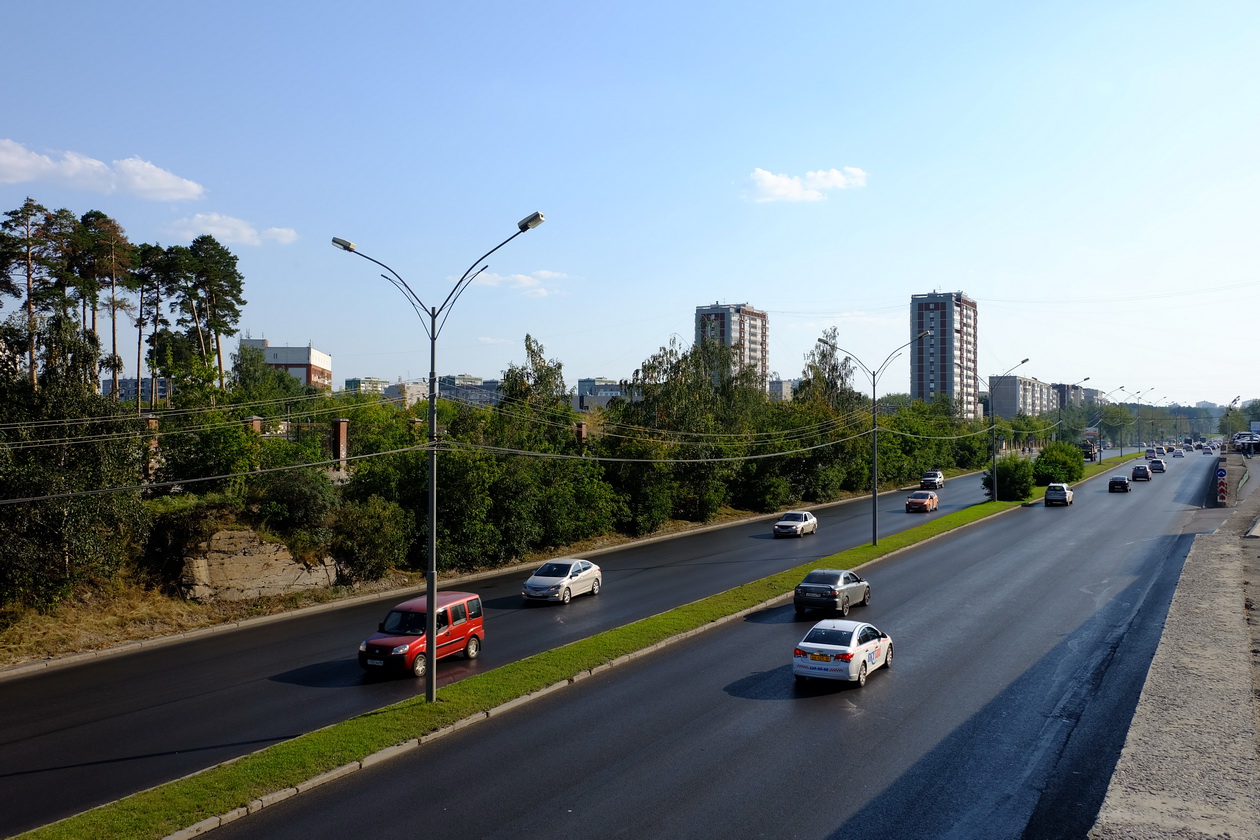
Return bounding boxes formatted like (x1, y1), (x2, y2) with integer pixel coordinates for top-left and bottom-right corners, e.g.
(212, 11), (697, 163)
(18, 468), (1132, 840)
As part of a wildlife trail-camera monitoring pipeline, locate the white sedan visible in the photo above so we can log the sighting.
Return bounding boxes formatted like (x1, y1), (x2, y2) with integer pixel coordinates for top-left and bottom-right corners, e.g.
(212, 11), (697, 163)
(792, 619), (892, 687)
(521, 558), (601, 605)
(773, 510), (818, 538)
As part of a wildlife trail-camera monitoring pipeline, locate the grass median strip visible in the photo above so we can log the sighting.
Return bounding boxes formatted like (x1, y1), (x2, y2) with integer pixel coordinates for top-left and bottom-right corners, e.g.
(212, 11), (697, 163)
(22, 474), (1124, 840)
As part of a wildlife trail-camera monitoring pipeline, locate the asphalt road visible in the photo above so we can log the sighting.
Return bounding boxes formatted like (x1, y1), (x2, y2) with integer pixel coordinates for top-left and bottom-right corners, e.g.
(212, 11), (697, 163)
(1, 461), (1025, 836)
(209, 451), (1219, 840)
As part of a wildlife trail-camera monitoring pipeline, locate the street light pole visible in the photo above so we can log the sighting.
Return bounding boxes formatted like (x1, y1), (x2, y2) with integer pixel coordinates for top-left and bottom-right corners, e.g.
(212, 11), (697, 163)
(984, 358), (1029, 502)
(332, 211), (544, 702)
(819, 330), (931, 546)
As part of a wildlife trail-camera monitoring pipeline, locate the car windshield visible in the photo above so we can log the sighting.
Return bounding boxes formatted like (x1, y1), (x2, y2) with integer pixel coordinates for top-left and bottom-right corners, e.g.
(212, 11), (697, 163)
(380, 610), (426, 635)
(534, 562), (574, 577)
(780, 513), (805, 522)
(909, 491), (932, 499)
(803, 628), (853, 647)
(802, 572), (840, 585)
(1112, 476), (1126, 481)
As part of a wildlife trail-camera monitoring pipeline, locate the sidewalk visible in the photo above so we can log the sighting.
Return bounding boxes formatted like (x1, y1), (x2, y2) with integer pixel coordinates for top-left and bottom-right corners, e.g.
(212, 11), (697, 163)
(1089, 453), (1260, 839)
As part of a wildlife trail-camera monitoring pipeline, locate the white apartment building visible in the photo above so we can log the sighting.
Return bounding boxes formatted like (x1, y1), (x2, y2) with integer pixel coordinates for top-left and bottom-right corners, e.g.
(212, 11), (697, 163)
(910, 291), (980, 419)
(240, 339), (333, 390)
(990, 375), (1057, 419)
(694, 302), (769, 389)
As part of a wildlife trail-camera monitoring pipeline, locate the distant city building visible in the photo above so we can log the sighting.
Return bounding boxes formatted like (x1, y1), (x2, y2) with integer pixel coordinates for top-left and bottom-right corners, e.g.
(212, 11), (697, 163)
(990, 375), (1056, 419)
(695, 302), (769, 389)
(383, 381), (427, 408)
(910, 291), (980, 419)
(1051, 383), (1084, 410)
(1082, 387), (1103, 404)
(240, 338), (332, 390)
(768, 378), (797, 402)
(439, 374), (500, 407)
(344, 376), (389, 394)
(577, 377), (624, 397)
(100, 377), (175, 403)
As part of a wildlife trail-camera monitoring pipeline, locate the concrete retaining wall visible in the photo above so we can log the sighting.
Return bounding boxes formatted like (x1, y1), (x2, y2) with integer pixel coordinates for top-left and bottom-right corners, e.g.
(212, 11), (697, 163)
(180, 530), (337, 601)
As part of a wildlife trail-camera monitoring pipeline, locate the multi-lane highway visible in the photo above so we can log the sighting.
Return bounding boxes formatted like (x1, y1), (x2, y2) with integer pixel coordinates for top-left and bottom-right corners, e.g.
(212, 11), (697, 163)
(0, 449), (1158, 836)
(206, 451), (1223, 840)
(1, 464), (995, 835)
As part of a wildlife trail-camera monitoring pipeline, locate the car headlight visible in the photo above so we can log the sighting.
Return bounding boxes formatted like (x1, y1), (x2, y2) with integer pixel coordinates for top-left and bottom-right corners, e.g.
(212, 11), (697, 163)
(391, 644), (410, 656)
(359, 641), (367, 652)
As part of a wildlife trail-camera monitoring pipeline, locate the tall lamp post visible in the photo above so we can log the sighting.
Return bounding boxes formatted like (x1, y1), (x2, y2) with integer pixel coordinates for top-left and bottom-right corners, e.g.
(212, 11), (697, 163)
(332, 211), (545, 702)
(1120, 387), (1152, 452)
(1097, 385), (1125, 457)
(819, 330), (931, 546)
(983, 358), (1029, 502)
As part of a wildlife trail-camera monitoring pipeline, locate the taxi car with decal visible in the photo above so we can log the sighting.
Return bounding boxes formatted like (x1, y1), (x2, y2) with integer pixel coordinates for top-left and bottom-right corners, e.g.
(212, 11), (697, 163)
(792, 619), (892, 687)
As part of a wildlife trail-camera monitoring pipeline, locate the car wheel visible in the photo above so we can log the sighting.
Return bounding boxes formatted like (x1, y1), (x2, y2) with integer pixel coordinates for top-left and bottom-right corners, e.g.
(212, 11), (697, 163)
(561, 588), (571, 605)
(794, 605), (806, 616)
(856, 662), (868, 687)
(591, 578), (601, 596)
(883, 644), (893, 669)
(411, 651), (427, 679)
(839, 597), (849, 617)
(463, 635), (480, 660)
(794, 674), (806, 683)
(861, 587), (871, 607)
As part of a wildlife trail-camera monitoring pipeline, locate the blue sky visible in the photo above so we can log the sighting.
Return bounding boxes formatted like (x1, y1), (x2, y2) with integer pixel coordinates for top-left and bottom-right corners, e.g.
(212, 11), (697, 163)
(4, 0), (1257, 409)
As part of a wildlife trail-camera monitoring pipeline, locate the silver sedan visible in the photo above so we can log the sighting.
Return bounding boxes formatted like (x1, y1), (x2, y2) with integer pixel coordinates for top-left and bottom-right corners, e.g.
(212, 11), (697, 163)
(521, 558), (602, 605)
(773, 511), (818, 538)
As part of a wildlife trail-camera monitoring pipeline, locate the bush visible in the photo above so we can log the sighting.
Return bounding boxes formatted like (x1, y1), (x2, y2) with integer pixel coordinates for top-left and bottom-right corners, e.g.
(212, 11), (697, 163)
(332, 496), (414, 583)
(1033, 442), (1087, 485)
(982, 454), (1035, 501)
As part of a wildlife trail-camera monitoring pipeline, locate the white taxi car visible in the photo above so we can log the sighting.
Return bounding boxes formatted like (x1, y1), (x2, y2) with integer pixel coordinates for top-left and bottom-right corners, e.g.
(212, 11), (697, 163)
(792, 619), (892, 687)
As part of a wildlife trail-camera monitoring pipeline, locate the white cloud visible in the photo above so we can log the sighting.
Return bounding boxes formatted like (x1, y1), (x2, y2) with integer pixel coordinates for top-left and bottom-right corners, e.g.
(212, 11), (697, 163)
(477, 336), (510, 345)
(262, 227), (300, 244)
(166, 213), (298, 246)
(0, 139), (204, 200)
(748, 166), (868, 202)
(472, 270), (563, 297)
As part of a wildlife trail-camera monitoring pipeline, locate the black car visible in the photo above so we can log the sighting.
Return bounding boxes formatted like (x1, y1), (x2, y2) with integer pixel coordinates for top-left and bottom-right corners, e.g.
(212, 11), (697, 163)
(1108, 475), (1131, 492)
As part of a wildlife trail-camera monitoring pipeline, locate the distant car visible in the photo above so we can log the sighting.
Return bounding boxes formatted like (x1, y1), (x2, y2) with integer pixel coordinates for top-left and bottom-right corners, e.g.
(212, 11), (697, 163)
(905, 490), (939, 512)
(919, 469), (945, 490)
(1144, 448), (1157, 459)
(1108, 475), (1131, 492)
(1149, 458), (1167, 473)
(1131, 464), (1152, 481)
(358, 591), (484, 678)
(793, 569), (871, 616)
(1045, 483), (1074, 506)
(1172, 449), (1185, 458)
(792, 619), (892, 687)
(773, 510), (819, 538)
(521, 558), (602, 604)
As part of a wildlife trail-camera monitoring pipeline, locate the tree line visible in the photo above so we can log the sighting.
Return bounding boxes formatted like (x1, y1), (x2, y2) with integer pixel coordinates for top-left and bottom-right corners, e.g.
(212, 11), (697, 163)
(4, 197), (1253, 611)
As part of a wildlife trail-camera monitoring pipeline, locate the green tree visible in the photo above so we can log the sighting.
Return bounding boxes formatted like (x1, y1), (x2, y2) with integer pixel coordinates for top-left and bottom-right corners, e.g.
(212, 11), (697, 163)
(0, 314), (149, 607)
(981, 453), (1034, 502)
(332, 495), (413, 583)
(2, 197), (53, 386)
(77, 211), (134, 400)
(173, 236), (246, 390)
(1032, 441), (1086, 485)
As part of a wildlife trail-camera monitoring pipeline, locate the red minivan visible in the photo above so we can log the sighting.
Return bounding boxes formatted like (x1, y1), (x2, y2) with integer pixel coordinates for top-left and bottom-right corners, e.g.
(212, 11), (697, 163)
(358, 591), (483, 677)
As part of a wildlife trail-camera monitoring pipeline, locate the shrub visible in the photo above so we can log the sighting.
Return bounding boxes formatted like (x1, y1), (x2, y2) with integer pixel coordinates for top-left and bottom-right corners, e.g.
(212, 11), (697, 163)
(332, 496), (414, 583)
(1033, 442), (1086, 485)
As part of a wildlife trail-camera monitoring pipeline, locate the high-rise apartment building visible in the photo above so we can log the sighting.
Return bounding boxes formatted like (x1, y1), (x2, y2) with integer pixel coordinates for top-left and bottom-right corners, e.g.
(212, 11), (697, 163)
(910, 292), (979, 419)
(694, 302), (769, 388)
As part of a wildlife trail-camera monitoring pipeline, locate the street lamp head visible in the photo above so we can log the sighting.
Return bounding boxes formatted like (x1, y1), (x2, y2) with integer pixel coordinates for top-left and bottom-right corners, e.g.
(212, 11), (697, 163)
(331, 237), (357, 252)
(1019, 358), (1030, 364)
(517, 211), (545, 232)
(917, 330), (932, 339)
